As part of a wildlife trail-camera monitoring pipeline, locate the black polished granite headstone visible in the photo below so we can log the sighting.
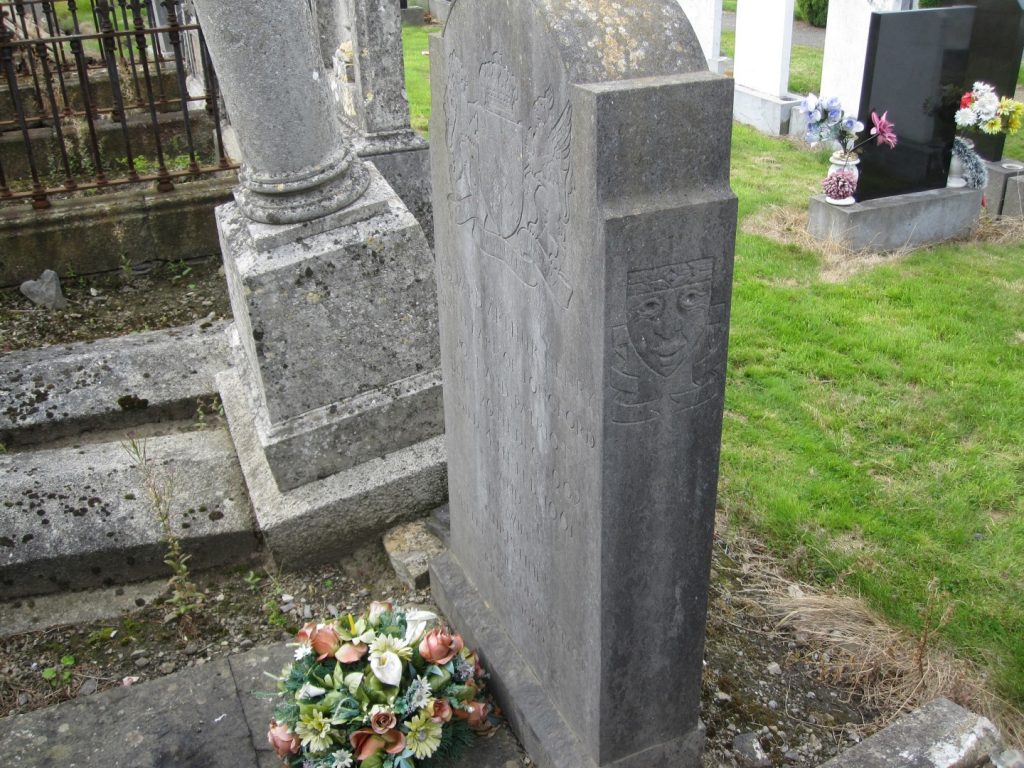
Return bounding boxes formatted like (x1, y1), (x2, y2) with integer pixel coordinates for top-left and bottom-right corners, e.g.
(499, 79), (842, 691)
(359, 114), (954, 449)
(857, 7), (975, 201)
(963, 0), (1024, 160)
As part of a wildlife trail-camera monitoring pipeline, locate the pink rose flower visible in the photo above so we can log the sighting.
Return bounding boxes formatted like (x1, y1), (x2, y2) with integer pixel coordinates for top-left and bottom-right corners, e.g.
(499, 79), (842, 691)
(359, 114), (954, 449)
(419, 628), (464, 665)
(335, 641), (368, 663)
(295, 622), (316, 645)
(267, 719), (301, 758)
(350, 727), (406, 760)
(370, 708), (398, 734)
(430, 699), (453, 724)
(454, 700), (491, 732)
(309, 624), (341, 661)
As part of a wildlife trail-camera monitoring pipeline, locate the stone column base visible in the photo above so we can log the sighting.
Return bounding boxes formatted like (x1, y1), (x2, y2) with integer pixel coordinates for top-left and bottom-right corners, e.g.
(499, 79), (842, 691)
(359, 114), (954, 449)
(352, 130), (433, 240)
(216, 163), (443, 492)
(733, 85), (801, 136)
(217, 361), (446, 566)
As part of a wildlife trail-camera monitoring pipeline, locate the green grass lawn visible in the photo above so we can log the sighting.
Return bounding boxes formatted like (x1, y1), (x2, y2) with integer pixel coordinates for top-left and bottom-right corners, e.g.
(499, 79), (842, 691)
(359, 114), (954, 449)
(403, 25), (1024, 707)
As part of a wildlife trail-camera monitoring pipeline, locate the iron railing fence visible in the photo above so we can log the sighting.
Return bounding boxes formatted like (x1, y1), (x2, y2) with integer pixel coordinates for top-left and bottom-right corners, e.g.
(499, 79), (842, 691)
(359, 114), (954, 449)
(0, 0), (235, 209)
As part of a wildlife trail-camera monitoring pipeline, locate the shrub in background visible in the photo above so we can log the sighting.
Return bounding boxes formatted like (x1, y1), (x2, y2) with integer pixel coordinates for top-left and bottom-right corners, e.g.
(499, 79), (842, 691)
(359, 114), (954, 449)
(797, 0), (830, 28)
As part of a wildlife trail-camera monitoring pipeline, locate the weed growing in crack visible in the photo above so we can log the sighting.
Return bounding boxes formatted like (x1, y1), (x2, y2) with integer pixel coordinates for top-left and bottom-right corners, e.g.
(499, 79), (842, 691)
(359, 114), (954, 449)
(122, 436), (204, 622)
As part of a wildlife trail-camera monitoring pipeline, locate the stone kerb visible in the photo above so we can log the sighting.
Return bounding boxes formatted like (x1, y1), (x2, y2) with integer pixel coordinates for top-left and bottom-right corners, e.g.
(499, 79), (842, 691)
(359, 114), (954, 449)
(429, 1), (737, 767)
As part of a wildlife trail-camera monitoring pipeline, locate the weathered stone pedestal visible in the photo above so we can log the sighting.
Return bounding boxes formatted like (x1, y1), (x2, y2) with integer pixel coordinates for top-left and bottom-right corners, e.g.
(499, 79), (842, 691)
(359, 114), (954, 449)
(1002, 174), (1024, 217)
(429, 2), (736, 768)
(193, 0), (446, 564)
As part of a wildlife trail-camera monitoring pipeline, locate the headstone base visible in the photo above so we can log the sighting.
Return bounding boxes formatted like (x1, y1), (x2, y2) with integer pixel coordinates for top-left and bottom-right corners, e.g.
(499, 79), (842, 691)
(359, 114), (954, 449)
(217, 359), (447, 567)
(1003, 175), (1024, 217)
(984, 158), (1024, 216)
(217, 164), (441, 492)
(733, 85), (801, 136)
(431, 552), (706, 768)
(808, 188), (982, 251)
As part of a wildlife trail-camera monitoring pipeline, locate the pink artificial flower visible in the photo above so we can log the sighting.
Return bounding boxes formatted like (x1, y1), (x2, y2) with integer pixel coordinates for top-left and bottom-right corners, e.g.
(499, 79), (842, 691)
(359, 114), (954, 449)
(267, 719), (301, 758)
(335, 641), (368, 663)
(367, 600), (393, 625)
(370, 708), (398, 735)
(309, 624), (341, 661)
(870, 111), (898, 148)
(419, 628), (465, 665)
(350, 728), (406, 760)
(430, 699), (453, 724)
(453, 700), (491, 732)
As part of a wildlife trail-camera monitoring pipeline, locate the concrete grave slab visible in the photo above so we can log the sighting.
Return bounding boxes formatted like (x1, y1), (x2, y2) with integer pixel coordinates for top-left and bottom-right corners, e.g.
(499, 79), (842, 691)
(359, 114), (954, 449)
(0, 320), (229, 449)
(0, 427), (257, 599)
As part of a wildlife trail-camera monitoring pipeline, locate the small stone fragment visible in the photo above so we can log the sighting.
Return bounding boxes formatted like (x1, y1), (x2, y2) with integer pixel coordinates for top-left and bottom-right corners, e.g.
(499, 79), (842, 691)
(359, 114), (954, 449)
(20, 270), (69, 310)
(382, 520), (444, 590)
(733, 732), (771, 768)
(766, 661), (782, 676)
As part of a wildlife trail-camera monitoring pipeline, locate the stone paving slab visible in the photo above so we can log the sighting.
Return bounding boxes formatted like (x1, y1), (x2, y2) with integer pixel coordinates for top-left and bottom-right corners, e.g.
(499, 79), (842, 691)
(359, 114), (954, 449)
(0, 427), (258, 599)
(0, 658), (258, 767)
(0, 644), (526, 768)
(0, 320), (229, 448)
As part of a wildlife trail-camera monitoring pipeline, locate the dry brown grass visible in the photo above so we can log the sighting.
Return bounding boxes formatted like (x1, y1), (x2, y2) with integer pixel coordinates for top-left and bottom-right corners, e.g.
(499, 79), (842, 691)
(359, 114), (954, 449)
(742, 205), (1024, 284)
(741, 205), (915, 283)
(718, 524), (1024, 749)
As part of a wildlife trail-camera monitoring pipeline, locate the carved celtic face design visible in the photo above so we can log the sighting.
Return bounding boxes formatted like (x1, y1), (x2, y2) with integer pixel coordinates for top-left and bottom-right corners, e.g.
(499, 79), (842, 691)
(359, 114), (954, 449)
(626, 261), (713, 377)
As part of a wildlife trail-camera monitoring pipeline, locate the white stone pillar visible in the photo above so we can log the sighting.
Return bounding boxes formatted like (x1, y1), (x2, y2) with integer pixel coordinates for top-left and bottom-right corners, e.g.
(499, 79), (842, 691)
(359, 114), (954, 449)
(732, 0), (801, 134)
(676, 0), (726, 73)
(820, 0), (911, 118)
(191, 0), (368, 225)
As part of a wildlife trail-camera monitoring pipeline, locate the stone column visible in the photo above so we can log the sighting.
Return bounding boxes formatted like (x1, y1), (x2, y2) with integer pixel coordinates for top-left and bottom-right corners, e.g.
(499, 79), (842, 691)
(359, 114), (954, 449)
(193, 0), (445, 567)
(331, 0), (433, 233)
(191, 0), (368, 225)
(732, 0), (801, 134)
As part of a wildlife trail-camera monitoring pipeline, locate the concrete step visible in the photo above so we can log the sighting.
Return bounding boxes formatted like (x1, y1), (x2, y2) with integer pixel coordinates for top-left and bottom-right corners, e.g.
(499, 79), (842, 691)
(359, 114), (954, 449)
(0, 425), (260, 599)
(0, 319), (230, 449)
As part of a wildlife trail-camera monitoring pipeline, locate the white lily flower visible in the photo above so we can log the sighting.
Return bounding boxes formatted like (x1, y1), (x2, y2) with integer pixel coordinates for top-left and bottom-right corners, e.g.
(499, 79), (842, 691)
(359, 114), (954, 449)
(370, 651), (403, 687)
(403, 609), (437, 644)
(297, 682), (327, 700)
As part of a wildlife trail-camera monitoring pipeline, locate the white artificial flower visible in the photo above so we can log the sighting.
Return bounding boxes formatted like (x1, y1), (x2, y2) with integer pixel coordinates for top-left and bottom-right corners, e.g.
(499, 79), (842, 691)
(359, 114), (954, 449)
(370, 651), (403, 687)
(294, 643), (313, 661)
(296, 682), (327, 700)
(403, 609), (437, 644)
(330, 748), (354, 768)
(976, 92), (1000, 121)
(974, 81), (995, 95)
(955, 107), (977, 128)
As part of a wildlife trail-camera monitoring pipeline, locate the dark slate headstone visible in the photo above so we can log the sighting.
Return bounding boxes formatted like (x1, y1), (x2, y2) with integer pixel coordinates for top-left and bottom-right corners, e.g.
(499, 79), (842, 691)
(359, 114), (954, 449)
(963, 0), (1024, 160)
(428, 2), (737, 767)
(857, 6), (976, 201)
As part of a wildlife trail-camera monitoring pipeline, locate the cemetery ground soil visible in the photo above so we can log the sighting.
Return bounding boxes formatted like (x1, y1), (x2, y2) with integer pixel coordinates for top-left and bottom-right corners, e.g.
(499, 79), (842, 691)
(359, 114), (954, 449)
(0, 531), (890, 767)
(0, 256), (231, 354)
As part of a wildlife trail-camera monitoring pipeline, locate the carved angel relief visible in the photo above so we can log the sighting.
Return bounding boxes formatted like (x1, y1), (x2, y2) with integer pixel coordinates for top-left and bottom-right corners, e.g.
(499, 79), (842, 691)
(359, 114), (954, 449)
(610, 259), (727, 425)
(444, 51), (574, 309)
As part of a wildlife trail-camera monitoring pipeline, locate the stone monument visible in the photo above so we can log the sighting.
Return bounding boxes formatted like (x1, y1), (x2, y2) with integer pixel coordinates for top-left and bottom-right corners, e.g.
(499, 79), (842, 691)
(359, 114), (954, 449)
(819, 0), (912, 118)
(677, 0), (728, 73)
(191, 0), (446, 564)
(429, 2), (737, 767)
(327, 0), (433, 233)
(732, 0), (801, 135)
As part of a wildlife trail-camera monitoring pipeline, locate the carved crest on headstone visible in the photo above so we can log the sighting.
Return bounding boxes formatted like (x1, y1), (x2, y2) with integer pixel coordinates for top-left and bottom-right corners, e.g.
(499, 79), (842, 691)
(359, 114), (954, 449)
(444, 50), (574, 309)
(610, 257), (727, 424)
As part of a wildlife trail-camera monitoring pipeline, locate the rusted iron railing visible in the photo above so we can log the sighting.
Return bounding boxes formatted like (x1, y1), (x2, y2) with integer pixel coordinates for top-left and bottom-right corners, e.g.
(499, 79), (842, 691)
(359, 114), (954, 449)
(0, 0), (235, 209)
